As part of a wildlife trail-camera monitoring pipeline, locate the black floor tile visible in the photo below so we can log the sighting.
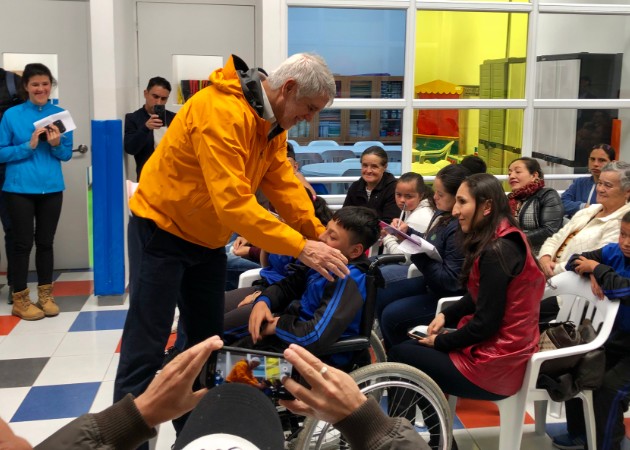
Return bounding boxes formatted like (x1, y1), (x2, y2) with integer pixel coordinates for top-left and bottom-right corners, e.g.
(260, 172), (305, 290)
(0, 358), (49, 388)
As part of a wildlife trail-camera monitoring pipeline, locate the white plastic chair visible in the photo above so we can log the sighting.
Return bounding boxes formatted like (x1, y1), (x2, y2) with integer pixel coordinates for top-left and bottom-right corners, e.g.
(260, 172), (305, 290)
(237, 268), (263, 289)
(436, 271), (620, 450)
(307, 140), (339, 147)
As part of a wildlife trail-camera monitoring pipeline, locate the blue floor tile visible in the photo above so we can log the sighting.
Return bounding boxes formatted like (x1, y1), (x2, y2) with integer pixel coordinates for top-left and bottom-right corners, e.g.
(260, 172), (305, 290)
(69, 310), (127, 332)
(11, 382), (100, 422)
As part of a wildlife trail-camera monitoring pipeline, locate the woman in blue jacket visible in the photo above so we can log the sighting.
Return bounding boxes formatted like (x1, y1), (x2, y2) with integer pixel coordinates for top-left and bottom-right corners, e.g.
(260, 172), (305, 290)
(376, 164), (469, 349)
(0, 63), (72, 320)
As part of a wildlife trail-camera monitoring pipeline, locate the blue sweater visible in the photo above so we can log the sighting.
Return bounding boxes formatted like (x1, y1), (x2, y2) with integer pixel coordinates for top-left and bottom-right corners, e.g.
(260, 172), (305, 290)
(560, 176), (597, 218)
(0, 100), (72, 193)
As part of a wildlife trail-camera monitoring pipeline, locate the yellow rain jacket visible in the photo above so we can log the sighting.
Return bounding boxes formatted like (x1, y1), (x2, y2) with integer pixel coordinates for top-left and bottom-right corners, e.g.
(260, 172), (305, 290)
(130, 55), (324, 257)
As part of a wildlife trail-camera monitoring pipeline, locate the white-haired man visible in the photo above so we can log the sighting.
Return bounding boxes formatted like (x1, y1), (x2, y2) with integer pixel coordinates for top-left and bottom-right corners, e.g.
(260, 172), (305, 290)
(115, 54), (348, 439)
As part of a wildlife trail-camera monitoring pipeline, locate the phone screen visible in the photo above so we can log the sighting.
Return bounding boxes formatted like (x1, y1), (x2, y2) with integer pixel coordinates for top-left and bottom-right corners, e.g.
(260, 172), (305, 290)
(199, 346), (295, 402)
(408, 330), (427, 339)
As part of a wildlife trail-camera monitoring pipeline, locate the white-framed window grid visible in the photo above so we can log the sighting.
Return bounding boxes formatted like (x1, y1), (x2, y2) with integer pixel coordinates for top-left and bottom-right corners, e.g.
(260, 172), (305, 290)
(282, 0), (630, 173)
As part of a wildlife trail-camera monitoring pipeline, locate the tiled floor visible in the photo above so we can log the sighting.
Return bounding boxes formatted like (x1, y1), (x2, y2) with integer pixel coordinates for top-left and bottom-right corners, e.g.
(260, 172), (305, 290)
(0, 270), (624, 449)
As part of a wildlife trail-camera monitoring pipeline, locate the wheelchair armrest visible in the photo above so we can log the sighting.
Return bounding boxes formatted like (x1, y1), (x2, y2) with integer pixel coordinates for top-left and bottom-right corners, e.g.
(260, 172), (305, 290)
(317, 337), (371, 356)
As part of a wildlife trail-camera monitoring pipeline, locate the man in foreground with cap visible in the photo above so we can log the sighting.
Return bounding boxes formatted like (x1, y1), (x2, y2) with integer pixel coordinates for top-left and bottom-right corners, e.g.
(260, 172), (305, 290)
(0, 336), (428, 449)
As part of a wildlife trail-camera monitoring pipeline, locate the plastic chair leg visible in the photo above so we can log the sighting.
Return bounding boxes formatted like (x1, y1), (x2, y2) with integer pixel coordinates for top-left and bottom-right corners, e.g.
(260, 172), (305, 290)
(579, 391), (597, 450)
(534, 400), (549, 435)
(496, 396), (526, 450)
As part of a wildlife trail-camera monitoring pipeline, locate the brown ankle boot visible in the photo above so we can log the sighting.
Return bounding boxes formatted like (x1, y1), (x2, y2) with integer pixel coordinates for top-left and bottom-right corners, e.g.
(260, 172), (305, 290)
(12, 288), (45, 321)
(36, 284), (59, 317)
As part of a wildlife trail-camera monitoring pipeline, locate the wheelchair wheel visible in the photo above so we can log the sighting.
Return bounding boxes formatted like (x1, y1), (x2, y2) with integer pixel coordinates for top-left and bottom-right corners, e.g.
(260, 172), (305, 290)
(369, 330), (386, 363)
(292, 362), (453, 450)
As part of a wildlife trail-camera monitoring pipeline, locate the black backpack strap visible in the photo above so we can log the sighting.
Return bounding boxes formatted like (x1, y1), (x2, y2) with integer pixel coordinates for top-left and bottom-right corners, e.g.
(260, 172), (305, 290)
(6, 71), (17, 99)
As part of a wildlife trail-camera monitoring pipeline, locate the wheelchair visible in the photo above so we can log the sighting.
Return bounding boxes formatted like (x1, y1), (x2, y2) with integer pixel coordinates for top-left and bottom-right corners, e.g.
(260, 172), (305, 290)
(234, 254), (453, 450)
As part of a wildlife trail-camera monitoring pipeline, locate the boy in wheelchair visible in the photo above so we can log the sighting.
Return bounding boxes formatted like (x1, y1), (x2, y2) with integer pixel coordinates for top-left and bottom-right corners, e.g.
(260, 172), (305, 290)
(223, 206), (380, 367)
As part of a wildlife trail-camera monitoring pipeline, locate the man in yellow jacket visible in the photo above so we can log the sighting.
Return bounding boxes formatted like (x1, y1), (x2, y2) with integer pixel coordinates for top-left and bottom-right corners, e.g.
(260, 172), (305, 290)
(114, 54), (348, 436)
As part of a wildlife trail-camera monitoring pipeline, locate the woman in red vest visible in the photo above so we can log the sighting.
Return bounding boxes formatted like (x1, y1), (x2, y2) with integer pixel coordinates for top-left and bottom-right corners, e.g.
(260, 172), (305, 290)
(389, 173), (545, 447)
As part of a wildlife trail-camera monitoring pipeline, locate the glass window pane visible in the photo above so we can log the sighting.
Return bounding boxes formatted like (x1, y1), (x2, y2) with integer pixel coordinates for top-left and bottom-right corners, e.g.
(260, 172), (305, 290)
(533, 108), (620, 174)
(288, 8), (405, 98)
(540, 0), (630, 3)
(288, 108), (403, 145)
(536, 15), (626, 99)
(415, 11), (529, 100)
(412, 108), (523, 175)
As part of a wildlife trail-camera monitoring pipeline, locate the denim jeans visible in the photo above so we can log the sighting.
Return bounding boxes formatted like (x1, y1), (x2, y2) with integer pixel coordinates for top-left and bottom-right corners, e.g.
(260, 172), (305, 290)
(376, 276), (440, 348)
(114, 215), (226, 437)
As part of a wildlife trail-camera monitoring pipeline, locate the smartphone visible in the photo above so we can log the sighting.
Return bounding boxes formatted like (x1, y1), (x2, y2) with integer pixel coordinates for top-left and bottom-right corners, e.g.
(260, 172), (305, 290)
(199, 346), (296, 402)
(407, 325), (457, 340)
(408, 328), (428, 339)
(38, 120), (67, 141)
(52, 119), (66, 134)
(153, 104), (166, 123)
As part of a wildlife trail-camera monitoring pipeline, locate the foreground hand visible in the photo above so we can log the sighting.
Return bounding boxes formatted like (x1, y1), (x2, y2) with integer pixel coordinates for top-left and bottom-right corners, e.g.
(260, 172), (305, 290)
(390, 218), (409, 234)
(590, 274), (605, 300)
(134, 335), (223, 428)
(573, 256), (599, 276)
(299, 240), (349, 282)
(249, 301), (274, 342)
(539, 255), (556, 278)
(279, 344), (367, 424)
(30, 128), (47, 149)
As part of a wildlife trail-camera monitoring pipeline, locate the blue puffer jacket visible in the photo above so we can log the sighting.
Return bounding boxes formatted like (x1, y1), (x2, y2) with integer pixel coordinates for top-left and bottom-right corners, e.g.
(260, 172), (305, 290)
(0, 100), (73, 194)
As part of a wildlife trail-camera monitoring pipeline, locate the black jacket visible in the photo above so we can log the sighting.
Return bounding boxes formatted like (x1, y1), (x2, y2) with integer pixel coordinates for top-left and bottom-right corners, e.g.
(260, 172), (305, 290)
(343, 171), (400, 223)
(517, 187), (564, 253)
(124, 106), (176, 179)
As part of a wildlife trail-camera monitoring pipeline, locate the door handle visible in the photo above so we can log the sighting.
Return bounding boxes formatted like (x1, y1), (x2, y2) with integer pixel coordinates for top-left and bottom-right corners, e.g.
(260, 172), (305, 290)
(73, 144), (88, 154)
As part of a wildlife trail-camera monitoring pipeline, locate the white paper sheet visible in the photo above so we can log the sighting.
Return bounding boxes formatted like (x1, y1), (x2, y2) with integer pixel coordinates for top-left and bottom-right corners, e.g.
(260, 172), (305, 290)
(33, 110), (76, 134)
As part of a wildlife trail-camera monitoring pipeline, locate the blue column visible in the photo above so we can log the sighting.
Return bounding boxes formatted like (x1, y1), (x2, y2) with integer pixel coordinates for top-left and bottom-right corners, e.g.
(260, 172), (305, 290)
(91, 120), (125, 296)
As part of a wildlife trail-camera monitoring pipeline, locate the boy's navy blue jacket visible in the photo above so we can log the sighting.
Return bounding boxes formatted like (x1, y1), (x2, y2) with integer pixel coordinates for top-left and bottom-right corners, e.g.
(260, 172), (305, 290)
(254, 255), (371, 355)
(566, 243), (630, 352)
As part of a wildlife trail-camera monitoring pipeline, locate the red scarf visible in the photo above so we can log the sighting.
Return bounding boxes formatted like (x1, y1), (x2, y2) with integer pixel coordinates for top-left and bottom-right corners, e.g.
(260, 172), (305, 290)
(508, 178), (545, 216)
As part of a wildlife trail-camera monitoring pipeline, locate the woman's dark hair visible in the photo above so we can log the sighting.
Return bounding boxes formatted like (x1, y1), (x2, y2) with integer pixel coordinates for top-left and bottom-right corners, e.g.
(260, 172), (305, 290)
(311, 191), (333, 225)
(436, 164), (470, 197)
(623, 211), (630, 224)
(510, 157), (544, 180)
(459, 173), (538, 285)
(397, 172), (435, 209)
(591, 144), (616, 162)
(22, 63), (56, 88)
(360, 146), (388, 166)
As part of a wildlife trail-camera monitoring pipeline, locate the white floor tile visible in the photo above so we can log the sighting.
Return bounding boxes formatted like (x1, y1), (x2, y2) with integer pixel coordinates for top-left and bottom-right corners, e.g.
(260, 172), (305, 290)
(10, 418), (74, 446)
(89, 380), (115, 413)
(0, 387), (30, 422)
(0, 332), (65, 359)
(104, 353), (120, 381)
(55, 271), (93, 282)
(81, 294), (129, 312)
(34, 353), (112, 386)
(54, 330), (122, 357)
(9, 312), (79, 336)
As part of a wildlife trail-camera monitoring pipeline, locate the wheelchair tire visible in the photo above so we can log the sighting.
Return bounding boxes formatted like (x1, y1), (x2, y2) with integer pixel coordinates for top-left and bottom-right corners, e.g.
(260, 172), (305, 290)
(369, 330), (386, 363)
(291, 362), (453, 450)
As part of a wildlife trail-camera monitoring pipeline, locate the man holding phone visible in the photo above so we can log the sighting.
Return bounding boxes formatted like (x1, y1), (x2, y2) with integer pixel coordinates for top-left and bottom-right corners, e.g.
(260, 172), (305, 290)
(124, 76), (175, 180)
